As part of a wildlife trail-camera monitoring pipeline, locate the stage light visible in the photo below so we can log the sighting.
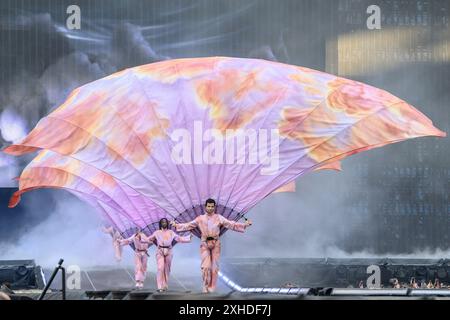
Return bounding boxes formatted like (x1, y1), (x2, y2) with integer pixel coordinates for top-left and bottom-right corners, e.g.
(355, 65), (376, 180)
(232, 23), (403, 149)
(409, 289), (450, 297)
(331, 288), (409, 296)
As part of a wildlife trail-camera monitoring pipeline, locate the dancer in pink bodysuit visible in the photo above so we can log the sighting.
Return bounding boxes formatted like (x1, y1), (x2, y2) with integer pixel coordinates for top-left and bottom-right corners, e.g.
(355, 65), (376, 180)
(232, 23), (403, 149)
(102, 226), (124, 262)
(147, 218), (192, 292)
(117, 229), (152, 289)
(171, 199), (252, 293)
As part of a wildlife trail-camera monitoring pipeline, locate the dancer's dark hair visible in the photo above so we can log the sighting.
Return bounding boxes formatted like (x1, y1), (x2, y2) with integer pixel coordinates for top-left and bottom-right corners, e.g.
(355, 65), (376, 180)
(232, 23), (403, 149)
(159, 218), (169, 229)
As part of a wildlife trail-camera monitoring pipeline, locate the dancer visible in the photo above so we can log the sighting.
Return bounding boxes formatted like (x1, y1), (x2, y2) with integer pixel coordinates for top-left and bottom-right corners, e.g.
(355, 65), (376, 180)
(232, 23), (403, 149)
(117, 228), (152, 289)
(147, 218), (192, 292)
(171, 199), (252, 293)
(102, 226), (124, 262)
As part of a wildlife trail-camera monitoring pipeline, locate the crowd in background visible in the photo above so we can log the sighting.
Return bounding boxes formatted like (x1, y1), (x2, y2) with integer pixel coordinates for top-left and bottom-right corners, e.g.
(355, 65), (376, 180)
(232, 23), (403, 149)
(356, 278), (450, 289)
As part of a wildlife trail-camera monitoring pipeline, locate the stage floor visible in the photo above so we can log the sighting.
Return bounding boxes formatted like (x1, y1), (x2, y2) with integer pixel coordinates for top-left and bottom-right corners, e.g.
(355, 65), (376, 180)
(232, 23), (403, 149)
(42, 266), (230, 293)
(8, 265), (445, 300)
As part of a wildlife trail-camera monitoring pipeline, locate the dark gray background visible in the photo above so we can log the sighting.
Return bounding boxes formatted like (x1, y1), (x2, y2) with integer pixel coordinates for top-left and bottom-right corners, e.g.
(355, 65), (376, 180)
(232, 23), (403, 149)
(0, 0), (449, 269)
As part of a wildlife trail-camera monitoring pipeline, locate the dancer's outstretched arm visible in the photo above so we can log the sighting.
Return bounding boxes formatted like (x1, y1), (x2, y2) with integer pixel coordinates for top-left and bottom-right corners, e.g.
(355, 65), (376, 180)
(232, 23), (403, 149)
(118, 234), (135, 246)
(173, 230), (192, 243)
(170, 218), (199, 232)
(219, 215), (252, 233)
(145, 231), (157, 244)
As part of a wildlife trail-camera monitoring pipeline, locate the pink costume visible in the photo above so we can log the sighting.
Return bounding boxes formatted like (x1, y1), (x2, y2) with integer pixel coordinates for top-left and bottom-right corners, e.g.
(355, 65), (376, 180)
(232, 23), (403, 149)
(147, 229), (191, 290)
(119, 232), (152, 287)
(175, 214), (247, 293)
(102, 226), (123, 262)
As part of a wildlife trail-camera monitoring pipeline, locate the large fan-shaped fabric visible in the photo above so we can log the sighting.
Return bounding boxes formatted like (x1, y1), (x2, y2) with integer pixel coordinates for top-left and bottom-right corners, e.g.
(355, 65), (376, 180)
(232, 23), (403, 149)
(4, 57), (445, 237)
